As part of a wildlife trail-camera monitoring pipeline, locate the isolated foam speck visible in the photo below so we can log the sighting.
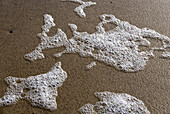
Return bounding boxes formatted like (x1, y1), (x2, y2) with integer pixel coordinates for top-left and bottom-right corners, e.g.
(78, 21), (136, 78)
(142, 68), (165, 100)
(0, 62), (67, 111)
(86, 61), (96, 70)
(79, 91), (150, 114)
(161, 51), (170, 59)
(62, 0), (96, 17)
(24, 14), (170, 72)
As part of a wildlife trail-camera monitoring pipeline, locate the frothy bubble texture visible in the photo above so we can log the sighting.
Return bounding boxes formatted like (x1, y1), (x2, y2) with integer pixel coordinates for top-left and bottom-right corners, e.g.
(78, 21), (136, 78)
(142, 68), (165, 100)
(24, 14), (170, 72)
(79, 91), (150, 114)
(0, 62), (67, 111)
(61, 0), (96, 17)
(24, 14), (67, 61)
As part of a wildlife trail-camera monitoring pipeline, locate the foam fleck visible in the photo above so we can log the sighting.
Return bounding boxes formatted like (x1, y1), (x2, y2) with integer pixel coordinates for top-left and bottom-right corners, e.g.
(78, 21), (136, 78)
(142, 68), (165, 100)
(62, 0), (96, 17)
(24, 14), (170, 72)
(79, 91), (150, 114)
(161, 51), (170, 59)
(0, 62), (67, 111)
(86, 61), (96, 70)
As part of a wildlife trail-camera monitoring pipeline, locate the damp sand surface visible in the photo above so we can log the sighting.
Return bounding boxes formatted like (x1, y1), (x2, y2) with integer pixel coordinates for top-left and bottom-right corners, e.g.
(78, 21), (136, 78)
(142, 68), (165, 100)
(0, 0), (170, 114)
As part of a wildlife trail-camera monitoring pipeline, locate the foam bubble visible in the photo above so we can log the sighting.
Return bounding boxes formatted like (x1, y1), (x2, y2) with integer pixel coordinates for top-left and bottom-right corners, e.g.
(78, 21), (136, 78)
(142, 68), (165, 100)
(0, 62), (67, 111)
(61, 0), (96, 17)
(24, 14), (170, 72)
(79, 91), (150, 114)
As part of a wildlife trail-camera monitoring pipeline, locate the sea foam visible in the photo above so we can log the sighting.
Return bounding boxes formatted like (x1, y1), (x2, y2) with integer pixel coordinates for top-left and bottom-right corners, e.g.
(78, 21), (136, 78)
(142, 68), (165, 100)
(61, 0), (96, 17)
(0, 62), (67, 111)
(79, 91), (150, 114)
(24, 14), (170, 72)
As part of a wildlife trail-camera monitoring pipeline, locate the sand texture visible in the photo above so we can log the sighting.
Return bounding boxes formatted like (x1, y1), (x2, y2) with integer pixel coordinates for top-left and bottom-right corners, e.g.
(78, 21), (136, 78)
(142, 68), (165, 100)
(0, 0), (170, 114)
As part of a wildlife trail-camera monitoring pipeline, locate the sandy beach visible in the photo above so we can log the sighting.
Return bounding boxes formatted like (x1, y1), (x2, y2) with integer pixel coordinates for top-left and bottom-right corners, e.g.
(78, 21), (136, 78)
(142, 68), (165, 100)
(0, 0), (170, 113)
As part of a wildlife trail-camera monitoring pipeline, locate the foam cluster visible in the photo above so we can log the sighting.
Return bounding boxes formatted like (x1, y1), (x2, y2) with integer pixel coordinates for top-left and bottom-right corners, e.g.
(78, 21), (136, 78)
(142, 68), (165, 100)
(0, 62), (67, 111)
(61, 0), (96, 17)
(79, 91), (150, 114)
(24, 14), (170, 72)
(24, 14), (67, 61)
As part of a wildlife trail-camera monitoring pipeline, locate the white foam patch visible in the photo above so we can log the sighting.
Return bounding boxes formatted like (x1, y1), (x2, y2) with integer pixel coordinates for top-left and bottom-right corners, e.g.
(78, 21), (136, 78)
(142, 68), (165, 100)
(62, 0), (96, 17)
(0, 62), (67, 111)
(79, 91), (150, 114)
(24, 14), (67, 61)
(42, 14), (56, 32)
(86, 61), (96, 70)
(24, 14), (170, 72)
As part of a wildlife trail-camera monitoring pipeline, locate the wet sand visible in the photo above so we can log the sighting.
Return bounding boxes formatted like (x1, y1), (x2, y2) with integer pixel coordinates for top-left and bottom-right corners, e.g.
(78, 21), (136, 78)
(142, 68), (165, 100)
(0, 0), (170, 113)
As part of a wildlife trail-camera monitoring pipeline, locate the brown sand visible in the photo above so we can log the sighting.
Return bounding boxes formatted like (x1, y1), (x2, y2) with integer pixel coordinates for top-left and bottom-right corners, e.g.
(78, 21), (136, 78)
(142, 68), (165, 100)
(0, 0), (170, 114)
